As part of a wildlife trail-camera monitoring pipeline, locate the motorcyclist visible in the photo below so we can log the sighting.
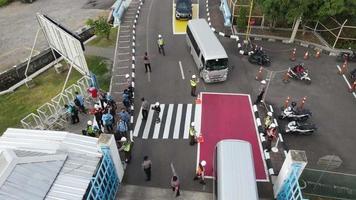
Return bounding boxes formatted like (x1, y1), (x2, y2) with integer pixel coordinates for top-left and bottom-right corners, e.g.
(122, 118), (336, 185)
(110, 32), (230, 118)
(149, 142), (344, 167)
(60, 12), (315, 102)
(264, 112), (273, 130)
(284, 102), (298, 116)
(293, 63), (305, 78)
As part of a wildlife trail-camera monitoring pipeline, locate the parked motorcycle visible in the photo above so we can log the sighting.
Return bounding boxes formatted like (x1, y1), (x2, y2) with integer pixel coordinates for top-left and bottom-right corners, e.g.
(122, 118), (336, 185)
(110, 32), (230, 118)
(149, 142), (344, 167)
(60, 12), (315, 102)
(279, 104), (312, 122)
(248, 49), (271, 66)
(350, 68), (356, 82)
(287, 64), (311, 85)
(336, 50), (356, 62)
(284, 121), (317, 135)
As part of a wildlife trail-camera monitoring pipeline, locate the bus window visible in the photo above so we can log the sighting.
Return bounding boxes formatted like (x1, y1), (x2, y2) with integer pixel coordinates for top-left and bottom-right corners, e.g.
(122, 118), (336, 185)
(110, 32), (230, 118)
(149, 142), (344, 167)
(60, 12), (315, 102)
(206, 58), (228, 71)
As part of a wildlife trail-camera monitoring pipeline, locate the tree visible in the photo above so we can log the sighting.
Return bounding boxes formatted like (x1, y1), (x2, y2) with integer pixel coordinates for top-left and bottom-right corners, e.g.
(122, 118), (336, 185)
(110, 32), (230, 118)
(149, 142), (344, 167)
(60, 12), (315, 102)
(237, 6), (248, 31)
(86, 17), (112, 40)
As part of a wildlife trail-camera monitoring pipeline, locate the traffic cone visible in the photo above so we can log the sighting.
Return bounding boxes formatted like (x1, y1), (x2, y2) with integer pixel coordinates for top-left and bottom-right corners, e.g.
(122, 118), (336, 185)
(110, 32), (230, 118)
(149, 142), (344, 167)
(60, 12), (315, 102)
(299, 96), (307, 109)
(284, 96), (290, 109)
(283, 71), (290, 83)
(338, 61), (348, 75)
(303, 51), (309, 60)
(290, 48), (296, 61)
(315, 50), (321, 58)
(255, 66), (263, 81)
(197, 134), (204, 143)
(349, 81), (356, 92)
(195, 94), (202, 104)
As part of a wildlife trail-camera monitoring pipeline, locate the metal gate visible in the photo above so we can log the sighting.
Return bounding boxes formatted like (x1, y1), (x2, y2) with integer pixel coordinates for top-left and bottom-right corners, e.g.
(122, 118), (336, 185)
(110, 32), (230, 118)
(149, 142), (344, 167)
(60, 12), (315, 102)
(86, 147), (119, 200)
(277, 164), (307, 200)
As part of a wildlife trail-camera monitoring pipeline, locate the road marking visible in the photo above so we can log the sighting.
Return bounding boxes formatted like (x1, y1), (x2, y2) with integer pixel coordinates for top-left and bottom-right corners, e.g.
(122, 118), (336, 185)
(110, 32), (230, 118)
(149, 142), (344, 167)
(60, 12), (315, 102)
(152, 104), (166, 139)
(114, 82), (128, 85)
(183, 104), (192, 139)
(119, 46), (130, 48)
(146, 0), (155, 52)
(118, 52), (129, 55)
(163, 104), (174, 139)
(142, 109), (155, 139)
(119, 40), (130, 42)
(173, 104), (183, 139)
(118, 59), (130, 62)
(133, 107), (143, 137)
(178, 61), (185, 79)
(117, 66), (129, 69)
(120, 35), (130, 37)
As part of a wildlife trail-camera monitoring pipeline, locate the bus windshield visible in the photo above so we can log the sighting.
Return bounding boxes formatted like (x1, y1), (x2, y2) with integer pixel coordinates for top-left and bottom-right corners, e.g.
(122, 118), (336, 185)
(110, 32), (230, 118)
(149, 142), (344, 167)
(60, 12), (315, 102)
(206, 58), (228, 71)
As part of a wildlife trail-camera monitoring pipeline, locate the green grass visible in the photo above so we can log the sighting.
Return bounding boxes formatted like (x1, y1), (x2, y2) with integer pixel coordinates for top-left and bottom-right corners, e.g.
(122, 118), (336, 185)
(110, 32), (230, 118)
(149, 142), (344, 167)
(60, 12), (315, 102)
(87, 27), (118, 47)
(0, 56), (111, 134)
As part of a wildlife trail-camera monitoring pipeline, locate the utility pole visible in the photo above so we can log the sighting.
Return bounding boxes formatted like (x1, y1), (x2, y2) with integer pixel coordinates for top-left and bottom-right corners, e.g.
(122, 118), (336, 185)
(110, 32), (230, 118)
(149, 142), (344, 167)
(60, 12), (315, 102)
(245, 0), (254, 41)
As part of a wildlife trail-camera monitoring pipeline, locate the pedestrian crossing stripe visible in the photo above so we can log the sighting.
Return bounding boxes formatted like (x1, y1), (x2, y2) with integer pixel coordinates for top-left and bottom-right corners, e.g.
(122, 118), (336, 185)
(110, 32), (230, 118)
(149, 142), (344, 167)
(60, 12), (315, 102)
(133, 104), (201, 139)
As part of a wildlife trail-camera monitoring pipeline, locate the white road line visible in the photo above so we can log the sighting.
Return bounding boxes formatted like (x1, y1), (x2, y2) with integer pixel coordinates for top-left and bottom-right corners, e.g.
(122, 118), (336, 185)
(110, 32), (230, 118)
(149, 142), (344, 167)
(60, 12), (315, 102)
(194, 104), (202, 134)
(118, 59), (130, 62)
(153, 104), (165, 139)
(119, 46), (130, 48)
(178, 61), (185, 79)
(133, 107), (143, 137)
(118, 52), (129, 55)
(163, 104), (174, 139)
(146, 0), (155, 52)
(173, 104), (183, 139)
(119, 40), (130, 42)
(143, 108), (155, 139)
(120, 35), (130, 37)
(183, 104), (192, 139)
(117, 66), (129, 69)
(115, 82), (128, 85)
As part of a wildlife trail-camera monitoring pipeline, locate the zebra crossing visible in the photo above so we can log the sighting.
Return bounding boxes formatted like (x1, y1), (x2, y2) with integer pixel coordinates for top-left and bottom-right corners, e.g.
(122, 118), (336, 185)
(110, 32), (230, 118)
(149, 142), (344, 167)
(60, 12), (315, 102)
(133, 104), (201, 139)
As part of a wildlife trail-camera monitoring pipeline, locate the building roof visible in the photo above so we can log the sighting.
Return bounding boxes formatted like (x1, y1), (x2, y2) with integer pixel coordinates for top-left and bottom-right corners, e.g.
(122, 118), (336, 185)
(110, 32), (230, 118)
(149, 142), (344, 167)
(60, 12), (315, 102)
(0, 128), (102, 200)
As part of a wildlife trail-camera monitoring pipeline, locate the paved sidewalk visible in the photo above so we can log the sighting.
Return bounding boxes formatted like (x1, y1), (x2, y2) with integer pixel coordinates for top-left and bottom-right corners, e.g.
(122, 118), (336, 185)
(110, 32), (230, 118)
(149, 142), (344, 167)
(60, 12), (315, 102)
(117, 184), (213, 200)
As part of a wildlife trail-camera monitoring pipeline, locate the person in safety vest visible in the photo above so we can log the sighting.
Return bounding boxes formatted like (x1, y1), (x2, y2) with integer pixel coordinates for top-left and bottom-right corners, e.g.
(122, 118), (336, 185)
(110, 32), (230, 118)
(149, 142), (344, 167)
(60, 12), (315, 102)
(264, 112), (273, 132)
(190, 75), (198, 97)
(157, 34), (165, 56)
(194, 160), (206, 185)
(189, 122), (197, 145)
(119, 137), (132, 163)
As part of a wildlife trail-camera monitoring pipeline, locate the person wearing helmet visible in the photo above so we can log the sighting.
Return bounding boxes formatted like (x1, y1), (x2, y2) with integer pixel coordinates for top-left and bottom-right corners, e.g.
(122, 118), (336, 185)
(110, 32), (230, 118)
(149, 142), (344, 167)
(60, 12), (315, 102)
(190, 74), (198, 96)
(264, 111), (273, 131)
(189, 122), (197, 145)
(194, 160), (206, 185)
(152, 102), (161, 123)
(157, 34), (165, 56)
(254, 80), (267, 104)
(119, 137), (132, 163)
(82, 120), (97, 137)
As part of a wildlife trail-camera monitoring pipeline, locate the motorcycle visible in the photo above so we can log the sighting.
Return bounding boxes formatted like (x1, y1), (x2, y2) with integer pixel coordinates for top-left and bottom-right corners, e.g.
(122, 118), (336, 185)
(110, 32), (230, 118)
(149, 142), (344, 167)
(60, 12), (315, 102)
(336, 51), (356, 62)
(287, 65), (311, 85)
(279, 106), (312, 121)
(350, 68), (356, 82)
(248, 49), (271, 66)
(284, 121), (317, 135)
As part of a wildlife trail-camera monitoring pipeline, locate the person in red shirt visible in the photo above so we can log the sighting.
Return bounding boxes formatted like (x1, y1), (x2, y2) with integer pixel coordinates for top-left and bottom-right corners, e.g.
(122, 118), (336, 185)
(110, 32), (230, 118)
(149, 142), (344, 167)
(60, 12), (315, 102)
(87, 86), (98, 100)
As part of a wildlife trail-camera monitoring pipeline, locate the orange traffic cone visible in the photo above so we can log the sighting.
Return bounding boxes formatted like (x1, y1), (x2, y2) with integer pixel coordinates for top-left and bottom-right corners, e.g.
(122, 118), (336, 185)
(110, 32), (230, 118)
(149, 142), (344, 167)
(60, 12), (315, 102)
(315, 50), (321, 58)
(195, 94), (202, 104)
(290, 48), (296, 61)
(299, 96), (307, 109)
(350, 81), (356, 92)
(284, 96), (290, 109)
(197, 134), (204, 143)
(283, 71), (290, 83)
(255, 66), (263, 81)
(338, 61), (348, 75)
(303, 51), (309, 60)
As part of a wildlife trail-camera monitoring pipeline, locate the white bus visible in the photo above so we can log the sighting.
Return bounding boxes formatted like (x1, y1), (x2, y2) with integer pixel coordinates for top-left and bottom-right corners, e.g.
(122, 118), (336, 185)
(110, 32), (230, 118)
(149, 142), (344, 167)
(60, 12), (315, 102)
(186, 19), (229, 83)
(214, 140), (259, 200)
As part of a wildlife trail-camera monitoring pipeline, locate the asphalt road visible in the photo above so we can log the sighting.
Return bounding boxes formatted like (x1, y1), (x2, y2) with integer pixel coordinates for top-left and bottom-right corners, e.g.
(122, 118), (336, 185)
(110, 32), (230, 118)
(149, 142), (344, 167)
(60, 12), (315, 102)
(122, 0), (356, 198)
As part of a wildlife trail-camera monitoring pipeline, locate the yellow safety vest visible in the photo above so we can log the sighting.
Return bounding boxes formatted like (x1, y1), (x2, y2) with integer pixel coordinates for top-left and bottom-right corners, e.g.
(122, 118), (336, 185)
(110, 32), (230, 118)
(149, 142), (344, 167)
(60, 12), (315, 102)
(189, 127), (196, 136)
(158, 38), (164, 46)
(123, 141), (131, 152)
(190, 79), (197, 87)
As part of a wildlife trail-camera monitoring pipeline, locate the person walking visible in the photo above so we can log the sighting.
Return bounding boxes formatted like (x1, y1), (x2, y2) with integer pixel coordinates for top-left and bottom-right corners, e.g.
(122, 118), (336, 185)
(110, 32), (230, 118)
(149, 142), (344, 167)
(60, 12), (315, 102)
(190, 75), (198, 96)
(74, 91), (85, 113)
(93, 104), (104, 132)
(170, 175), (180, 197)
(255, 80), (267, 104)
(143, 52), (152, 73)
(264, 112), (273, 133)
(118, 108), (130, 125)
(116, 118), (128, 139)
(152, 102), (161, 123)
(266, 123), (277, 152)
(141, 97), (149, 120)
(142, 156), (152, 181)
(157, 34), (165, 56)
(65, 104), (79, 124)
(102, 111), (114, 133)
(193, 160), (206, 185)
(189, 122), (197, 145)
(119, 137), (132, 163)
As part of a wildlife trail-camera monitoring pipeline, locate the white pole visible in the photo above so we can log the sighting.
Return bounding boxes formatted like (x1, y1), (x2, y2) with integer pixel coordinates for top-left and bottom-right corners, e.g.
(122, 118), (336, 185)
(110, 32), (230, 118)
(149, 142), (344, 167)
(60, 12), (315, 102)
(333, 19), (348, 49)
(24, 28), (40, 82)
(272, 137), (280, 152)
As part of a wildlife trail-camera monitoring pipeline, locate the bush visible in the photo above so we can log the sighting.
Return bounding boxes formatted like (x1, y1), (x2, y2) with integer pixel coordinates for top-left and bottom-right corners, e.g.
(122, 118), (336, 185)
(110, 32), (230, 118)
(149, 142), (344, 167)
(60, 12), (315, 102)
(0, 0), (10, 7)
(237, 7), (248, 31)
